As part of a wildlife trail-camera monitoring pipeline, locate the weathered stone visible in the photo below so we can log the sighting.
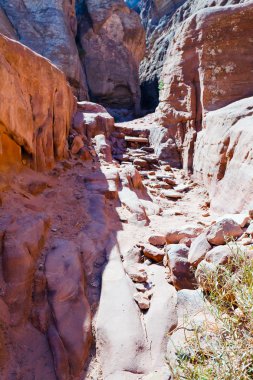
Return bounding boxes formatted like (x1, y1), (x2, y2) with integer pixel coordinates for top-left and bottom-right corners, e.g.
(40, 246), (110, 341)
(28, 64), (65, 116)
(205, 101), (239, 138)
(215, 214), (250, 228)
(0, 0), (88, 98)
(188, 233), (212, 267)
(71, 135), (84, 155)
(126, 264), (148, 283)
(195, 260), (217, 291)
(143, 244), (164, 263)
(165, 244), (196, 290)
(3, 214), (49, 326)
(45, 239), (92, 379)
(77, 0), (145, 114)
(205, 245), (233, 266)
(148, 234), (166, 247)
(161, 190), (183, 199)
(166, 225), (203, 244)
(206, 218), (243, 245)
(0, 33), (75, 170)
(133, 292), (150, 310)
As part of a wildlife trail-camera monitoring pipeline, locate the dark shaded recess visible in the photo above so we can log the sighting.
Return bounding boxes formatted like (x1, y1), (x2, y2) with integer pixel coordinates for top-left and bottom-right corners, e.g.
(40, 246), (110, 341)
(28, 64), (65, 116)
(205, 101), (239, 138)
(140, 77), (159, 112)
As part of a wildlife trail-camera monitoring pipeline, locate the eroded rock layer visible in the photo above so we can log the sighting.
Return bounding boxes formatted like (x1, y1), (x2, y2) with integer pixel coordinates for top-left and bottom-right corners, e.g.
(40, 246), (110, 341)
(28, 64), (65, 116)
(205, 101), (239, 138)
(151, 1), (253, 212)
(76, 0), (145, 116)
(139, 0), (249, 111)
(0, 0), (88, 98)
(0, 33), (75, 171)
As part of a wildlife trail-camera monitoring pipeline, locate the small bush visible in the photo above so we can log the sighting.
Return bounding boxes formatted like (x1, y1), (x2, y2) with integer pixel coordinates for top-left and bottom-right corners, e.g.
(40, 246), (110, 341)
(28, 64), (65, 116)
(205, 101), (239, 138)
(168, 244), (253, 380)
(158, 80), (164, 92)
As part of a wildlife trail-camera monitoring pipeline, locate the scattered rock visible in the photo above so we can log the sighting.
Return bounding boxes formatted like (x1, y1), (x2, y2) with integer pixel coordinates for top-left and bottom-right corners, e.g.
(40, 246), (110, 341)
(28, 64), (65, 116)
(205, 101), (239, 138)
(163, 165), (172, 172)
(148, 235), (166, 247)
(166, 225), (203, 244)
(143, 244), (164, 263)
(195, 260), (217, 291)
(206, 218), (243, 245)
(133, 293), (150, 310)
(161, 190), (182, 199)
(188, 233), (212, 267)
(215, 213), (250, 228)
(179, 237), (192, 248)
(240, 238), (253, 246)
(205, 245), (233, 266)
(135, 283), (152, 293)
(165, 244), (196, 290)
(127, 264), (148, 283)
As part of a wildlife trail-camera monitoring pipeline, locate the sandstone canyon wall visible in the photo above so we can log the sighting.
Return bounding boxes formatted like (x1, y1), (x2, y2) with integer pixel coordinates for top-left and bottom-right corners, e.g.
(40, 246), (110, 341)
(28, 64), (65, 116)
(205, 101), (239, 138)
(139, 0), (250, 111)
(76, 0), (145, 117)
(0, 33), (75, 171)
(0, 0), (89, 99)
(0, 1), (145, 115)
(148, 0), (253, 212)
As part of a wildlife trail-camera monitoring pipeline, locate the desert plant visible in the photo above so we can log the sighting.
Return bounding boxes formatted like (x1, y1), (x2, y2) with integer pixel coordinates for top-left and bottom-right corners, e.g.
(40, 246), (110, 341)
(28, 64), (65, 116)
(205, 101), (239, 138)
(158, 79), (164, 92)
(168, 244), (253, 380)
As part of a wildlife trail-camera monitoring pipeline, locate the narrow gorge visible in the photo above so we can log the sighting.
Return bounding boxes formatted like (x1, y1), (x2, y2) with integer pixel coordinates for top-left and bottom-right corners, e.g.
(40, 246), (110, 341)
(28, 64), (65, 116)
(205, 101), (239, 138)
(0, 1), (253, 380)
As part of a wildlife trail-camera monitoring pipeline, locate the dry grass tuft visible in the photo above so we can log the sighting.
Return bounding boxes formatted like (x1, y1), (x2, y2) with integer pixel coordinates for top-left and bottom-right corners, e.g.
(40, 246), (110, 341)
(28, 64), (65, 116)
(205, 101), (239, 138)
(168, 243), (253, 380)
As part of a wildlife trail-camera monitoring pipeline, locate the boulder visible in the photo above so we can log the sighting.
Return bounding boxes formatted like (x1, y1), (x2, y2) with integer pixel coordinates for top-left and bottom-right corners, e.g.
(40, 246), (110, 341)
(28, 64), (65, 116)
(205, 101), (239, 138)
(142, 244), (164, 263)
(126, 264), (148, 283)
(215, 213), (250, 228)
(148, 235), (166, 246)
(166, 225), (203, 244)
(71, 135), (84, 155)
(165, 244), (196, 290)
(205, 245), (233, 266)
(73, 101), (115, 139)
(133, 292), (150, 310)
(144, 265), (177, 370)
(206, 218), (243, 245)
(195, 260), (217, 291)
(188, 233), (212, 266)
(194, 97), (253, 214)
(161, 189), (183, 199)
(246, 223), (253, 236)
(96, 243), (151, 378)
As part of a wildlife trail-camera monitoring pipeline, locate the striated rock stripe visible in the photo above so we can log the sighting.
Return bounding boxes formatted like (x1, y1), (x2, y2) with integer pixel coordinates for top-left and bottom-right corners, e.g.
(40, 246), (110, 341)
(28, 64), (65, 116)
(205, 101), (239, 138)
(0, 32), (75, 171)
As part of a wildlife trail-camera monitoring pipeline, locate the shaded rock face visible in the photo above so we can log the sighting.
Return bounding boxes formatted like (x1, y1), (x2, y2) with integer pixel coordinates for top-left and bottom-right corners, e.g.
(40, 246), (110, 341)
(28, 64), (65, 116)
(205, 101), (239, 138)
(0, 0), (88, 99)
(76, 0), (145, 116)
(0, 33), (75, 171)
(153, 3), (253, 173)
(139, 0), (249, 111)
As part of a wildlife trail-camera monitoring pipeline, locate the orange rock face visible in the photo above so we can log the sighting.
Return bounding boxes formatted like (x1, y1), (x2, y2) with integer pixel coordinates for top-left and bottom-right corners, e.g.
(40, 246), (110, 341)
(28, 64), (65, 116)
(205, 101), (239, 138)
(0, 0), (88, 99)
(0, 33), (75, 171)
(156, 3), (253, 171)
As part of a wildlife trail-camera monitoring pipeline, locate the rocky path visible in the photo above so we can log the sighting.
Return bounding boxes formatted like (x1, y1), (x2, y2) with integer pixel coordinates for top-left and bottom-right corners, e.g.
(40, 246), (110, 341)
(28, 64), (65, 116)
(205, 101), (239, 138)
(81, 121), (216, 379)
(2, 106), (250, 380)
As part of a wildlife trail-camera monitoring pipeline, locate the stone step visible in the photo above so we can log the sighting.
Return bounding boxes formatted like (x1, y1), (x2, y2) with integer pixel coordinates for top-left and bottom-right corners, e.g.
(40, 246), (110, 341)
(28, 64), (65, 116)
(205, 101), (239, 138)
(125, 136), (149, 143)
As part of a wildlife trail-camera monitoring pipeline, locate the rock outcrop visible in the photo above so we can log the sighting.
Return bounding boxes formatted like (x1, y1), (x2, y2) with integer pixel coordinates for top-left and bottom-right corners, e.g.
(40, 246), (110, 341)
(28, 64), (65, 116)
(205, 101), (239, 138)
(76, 0), (145, 117)
(194, 97), (253, 213)
(139, 0), (249, 111)
(0, 33), (75, 170)
(0, 0), (88, 98)
(151, 2), (253, 212)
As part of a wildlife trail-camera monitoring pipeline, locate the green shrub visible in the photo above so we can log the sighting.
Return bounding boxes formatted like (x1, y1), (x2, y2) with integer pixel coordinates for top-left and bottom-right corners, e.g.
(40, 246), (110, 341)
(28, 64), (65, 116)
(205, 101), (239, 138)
(168, 245), (253, 380)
